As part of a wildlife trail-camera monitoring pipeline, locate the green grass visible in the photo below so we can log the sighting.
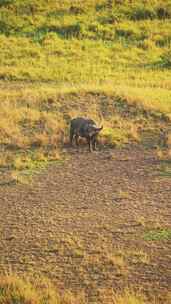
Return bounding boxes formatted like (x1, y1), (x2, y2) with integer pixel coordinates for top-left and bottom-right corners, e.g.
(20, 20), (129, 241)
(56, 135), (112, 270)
(144, 228), (171, 241)
(0, 1), (171, 83)
(159, 159), (171, 177)
(160, 169), (171, 177)
(1, 0), (171, 102)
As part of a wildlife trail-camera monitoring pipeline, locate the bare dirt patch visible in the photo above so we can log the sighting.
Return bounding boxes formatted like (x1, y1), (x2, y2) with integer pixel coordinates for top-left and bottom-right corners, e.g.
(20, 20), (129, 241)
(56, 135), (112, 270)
(0, 146), (171, 303)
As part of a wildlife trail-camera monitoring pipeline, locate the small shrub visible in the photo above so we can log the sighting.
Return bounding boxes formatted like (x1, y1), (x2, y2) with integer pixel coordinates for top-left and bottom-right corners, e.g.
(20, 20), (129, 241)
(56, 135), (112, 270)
(53, 22), (84, 39)
(115, 23), (147, 41)
(88, 22), (115, 40)
(129, 4), (156, 21)
(157, 5), (171, 19)
(95, 2), (106, 11)
(155, 34), (171, 47)
(98, 11), (122, 24)
(0, 20), (11, 35)
(0, 0), (12, 7)
(69, 5), (84, 15)
(33, 28), (48, 43)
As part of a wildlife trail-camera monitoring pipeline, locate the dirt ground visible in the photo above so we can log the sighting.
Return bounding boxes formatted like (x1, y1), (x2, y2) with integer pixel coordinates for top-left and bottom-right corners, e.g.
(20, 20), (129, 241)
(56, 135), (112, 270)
(0, 145), (171, 303)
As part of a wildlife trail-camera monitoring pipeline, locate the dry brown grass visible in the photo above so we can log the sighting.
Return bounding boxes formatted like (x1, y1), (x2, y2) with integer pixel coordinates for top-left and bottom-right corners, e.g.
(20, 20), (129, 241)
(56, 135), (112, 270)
(113, 289), (146, 304)
(0, 274), (160, 304)
(0, 81), (170, 182)
(0, 274), (86, 304)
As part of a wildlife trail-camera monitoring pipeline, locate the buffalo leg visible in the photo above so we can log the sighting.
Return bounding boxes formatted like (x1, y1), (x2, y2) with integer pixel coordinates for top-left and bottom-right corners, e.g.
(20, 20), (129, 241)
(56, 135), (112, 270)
(75, 134), (79, 148)
(88, 138), (93, 152)
(70, 129), (74, 146)
(92, 138), (97, 151)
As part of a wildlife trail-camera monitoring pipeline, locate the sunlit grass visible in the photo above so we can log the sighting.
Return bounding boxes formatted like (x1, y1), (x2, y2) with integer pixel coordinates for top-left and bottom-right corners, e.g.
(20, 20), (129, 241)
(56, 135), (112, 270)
(1, 273), (164, 304)
(113, 289), (146, 304)
(0, 274), (63, 304)
(0, 0), (171, 176)
(0, 79), (170, 177)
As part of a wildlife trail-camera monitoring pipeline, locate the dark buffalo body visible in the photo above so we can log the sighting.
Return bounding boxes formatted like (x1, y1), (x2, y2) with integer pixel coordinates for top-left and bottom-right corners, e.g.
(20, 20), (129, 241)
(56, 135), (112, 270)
(70, 117), (103, 152)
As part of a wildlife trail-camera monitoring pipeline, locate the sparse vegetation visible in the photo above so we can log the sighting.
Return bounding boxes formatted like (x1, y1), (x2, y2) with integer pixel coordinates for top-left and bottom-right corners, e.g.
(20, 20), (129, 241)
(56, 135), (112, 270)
(0, 145), (170, 303)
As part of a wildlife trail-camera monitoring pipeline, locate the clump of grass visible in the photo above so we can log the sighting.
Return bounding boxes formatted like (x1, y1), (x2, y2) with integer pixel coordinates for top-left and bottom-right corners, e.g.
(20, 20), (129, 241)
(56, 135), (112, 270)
(117, 247), (151, 265)
(113, 289), (146, 304)
(0, 274), (62, 304)
(100, 127), (129, 147)
(130, 250), (151, 265)
(0, 274), (39, 304)
(9, 148), (62, 184)
(157, 146), (171, 162)
(106, 252), (126, 269)
(117, 190), (131, 200)
(0, 273), (85, 304)
(136, 216), (147, 227)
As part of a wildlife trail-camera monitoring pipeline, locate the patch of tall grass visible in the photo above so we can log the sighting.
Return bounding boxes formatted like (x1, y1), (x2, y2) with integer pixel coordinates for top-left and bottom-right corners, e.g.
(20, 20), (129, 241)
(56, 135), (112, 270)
(1, 273), (168, 304)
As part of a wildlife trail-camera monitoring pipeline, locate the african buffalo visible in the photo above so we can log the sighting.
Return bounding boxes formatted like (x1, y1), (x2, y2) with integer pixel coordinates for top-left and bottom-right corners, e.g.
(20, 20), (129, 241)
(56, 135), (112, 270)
(70, 117), (103, 152)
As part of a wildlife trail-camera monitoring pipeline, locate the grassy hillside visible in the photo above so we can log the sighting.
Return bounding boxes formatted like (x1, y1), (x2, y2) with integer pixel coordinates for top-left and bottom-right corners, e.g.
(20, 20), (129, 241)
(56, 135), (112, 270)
(0, 2), (171, 302)
(0, 0), (171, 177)
(1, 0), (171, 82)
